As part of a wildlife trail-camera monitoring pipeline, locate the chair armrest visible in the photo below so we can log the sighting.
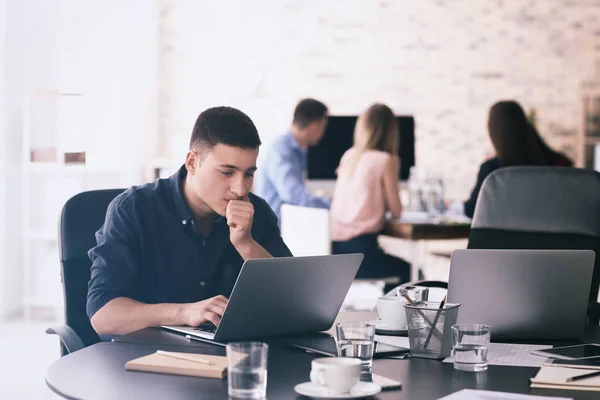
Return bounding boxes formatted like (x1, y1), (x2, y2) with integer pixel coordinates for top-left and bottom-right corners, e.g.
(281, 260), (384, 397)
(46, 325), (85, 354)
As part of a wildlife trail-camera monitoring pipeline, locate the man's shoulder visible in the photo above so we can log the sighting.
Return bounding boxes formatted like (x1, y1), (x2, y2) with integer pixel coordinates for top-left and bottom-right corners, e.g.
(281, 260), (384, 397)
(249, 192), (279, 227)
(269, 131), (296, 153)
(109, 178), (171, 214)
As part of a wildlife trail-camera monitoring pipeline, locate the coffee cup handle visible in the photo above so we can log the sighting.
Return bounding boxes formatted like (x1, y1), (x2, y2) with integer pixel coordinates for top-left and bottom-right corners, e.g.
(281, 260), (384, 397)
(310, 368), (328, 386)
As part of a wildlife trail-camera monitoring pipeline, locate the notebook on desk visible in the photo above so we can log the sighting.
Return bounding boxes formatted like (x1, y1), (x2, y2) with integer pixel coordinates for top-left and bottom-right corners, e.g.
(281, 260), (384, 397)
(125, 351), (228, 379)
(531, 365), (600, 391)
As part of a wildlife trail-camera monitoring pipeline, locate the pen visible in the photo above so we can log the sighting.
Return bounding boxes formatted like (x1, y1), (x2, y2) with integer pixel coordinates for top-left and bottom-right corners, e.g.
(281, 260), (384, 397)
(156, 350), (215, 365)
(423, 296), (446, 350)
(402, 293), (443, 341)
(566, 370), (600, 382)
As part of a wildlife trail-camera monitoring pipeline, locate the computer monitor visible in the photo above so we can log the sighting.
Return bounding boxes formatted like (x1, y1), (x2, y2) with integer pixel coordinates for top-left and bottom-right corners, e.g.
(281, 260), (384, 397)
(307, 115), (415, 181)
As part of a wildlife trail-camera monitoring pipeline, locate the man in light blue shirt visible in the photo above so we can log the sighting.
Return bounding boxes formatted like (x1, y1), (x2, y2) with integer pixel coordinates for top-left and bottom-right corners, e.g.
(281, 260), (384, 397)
(255, 99), (331, 224)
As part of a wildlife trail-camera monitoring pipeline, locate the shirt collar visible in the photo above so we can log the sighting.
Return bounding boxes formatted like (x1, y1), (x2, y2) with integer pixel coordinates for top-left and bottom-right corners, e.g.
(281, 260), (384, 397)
(285, 130), (305, 151)
(170, 165), (227, 227)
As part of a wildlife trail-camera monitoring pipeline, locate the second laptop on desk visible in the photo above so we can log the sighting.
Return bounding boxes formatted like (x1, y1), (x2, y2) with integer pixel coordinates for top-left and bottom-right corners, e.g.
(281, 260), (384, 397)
(447, 249), (595, 341)
(162, 254), (363, 345)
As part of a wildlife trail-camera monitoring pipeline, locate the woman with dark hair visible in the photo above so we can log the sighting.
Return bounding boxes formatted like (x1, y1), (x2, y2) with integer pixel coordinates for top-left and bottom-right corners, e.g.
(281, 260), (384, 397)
(529, 121), (574, 167)
(464, 101), (549, 218)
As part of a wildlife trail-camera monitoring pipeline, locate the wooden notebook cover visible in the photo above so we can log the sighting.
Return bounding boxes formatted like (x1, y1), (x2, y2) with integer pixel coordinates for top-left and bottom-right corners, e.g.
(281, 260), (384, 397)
(125, 352), (228, 379)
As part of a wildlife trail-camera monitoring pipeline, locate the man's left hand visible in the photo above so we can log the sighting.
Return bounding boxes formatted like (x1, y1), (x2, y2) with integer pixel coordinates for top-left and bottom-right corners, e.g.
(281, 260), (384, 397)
(226, 197), (255, 249)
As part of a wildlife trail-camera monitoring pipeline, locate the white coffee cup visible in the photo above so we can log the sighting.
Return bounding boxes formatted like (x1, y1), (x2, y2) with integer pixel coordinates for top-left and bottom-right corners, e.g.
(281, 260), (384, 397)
(309, 357), (361, 394)
(377, 296), (408, 329)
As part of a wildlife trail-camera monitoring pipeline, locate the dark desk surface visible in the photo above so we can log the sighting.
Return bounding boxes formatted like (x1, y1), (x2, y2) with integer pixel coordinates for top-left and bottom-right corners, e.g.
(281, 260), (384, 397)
(47, 328), (600, 400)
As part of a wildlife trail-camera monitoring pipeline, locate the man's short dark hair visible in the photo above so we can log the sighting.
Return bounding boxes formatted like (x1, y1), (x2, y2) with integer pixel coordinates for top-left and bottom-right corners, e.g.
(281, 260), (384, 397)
(292, 99), (328, 129)
(189, 106), (262, 150)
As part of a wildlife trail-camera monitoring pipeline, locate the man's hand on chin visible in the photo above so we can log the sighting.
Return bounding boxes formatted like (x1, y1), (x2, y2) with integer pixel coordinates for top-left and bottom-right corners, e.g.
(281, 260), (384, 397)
(226, 196), (256, 253)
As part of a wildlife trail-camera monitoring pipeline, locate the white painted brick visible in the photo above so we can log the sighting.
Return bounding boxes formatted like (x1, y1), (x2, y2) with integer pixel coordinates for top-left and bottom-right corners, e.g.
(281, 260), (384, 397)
(159, 0), (600, 200)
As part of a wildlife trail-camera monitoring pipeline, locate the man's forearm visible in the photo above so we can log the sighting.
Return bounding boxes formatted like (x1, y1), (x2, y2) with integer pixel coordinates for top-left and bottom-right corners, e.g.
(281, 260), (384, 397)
(235, 239), (273, 261)
(90, 297), (187, 336)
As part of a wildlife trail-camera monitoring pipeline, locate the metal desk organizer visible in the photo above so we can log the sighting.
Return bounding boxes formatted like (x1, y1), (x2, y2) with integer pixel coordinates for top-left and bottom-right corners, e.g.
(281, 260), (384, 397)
(404, 301), (460, 359)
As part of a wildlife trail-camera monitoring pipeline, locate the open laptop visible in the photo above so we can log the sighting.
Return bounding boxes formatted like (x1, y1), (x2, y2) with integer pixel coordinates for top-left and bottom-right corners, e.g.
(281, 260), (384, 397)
(447, 249), (595, 340)
(162, 254), (364, 345)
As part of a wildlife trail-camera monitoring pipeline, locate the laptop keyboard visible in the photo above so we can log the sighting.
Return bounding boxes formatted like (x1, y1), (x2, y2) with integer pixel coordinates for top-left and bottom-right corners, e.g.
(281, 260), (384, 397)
(194, 322), (217, 334)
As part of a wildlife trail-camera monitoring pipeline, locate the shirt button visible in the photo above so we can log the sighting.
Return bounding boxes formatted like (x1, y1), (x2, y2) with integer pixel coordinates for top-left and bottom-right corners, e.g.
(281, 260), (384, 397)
(202, 240), (206, 246)
(182, 220), (187, 225)
(200, 281), (205, 286)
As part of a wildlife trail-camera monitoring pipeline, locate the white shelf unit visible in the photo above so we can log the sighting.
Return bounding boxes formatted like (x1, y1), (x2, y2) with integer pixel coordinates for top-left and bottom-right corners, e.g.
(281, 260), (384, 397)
(20, 93), (128, 319)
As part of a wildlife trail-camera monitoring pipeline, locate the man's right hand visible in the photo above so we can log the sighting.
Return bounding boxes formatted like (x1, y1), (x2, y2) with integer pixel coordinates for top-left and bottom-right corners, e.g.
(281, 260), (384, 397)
(183, 295), (229, 327)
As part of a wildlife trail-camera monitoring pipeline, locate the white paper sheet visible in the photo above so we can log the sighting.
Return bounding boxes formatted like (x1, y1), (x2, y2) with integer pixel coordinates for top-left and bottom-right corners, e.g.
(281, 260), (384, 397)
(437, 389), (572, 400)
(374, 334), (410, 349)
(443, 343), (551, 368)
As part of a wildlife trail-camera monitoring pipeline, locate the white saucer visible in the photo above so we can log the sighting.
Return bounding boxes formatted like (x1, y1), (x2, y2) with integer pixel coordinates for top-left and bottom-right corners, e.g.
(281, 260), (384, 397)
(375, 320), (408, 335)
(294, 381), (382, 399)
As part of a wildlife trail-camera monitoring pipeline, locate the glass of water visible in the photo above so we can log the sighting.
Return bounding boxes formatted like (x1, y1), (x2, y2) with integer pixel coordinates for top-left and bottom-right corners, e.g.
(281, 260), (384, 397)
(335, 322), (375, 370)
(226, 342), (268, 399)
(451, 324), (491, 372)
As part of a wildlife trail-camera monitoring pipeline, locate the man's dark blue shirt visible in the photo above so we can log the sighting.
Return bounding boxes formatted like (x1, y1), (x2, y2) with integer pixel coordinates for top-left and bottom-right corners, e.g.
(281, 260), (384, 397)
(86, 165), (292, 319)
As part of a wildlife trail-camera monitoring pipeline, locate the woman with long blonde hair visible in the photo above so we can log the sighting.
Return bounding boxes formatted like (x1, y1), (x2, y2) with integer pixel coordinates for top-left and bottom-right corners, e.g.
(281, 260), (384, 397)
(330, 104), (410, 286)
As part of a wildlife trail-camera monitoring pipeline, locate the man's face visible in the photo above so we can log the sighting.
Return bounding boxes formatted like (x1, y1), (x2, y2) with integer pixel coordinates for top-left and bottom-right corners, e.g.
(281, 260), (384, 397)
(185, 144), (258, 216)
(306, 116), (328, 147)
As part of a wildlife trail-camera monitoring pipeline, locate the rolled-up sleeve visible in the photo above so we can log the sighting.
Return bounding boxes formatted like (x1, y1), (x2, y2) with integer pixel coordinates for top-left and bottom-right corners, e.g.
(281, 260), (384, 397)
(86, 193), (142, 319)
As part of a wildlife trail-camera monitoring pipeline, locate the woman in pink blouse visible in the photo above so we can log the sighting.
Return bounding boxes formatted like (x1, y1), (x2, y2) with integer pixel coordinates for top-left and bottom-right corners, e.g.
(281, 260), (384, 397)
(330, 104), (410, 285)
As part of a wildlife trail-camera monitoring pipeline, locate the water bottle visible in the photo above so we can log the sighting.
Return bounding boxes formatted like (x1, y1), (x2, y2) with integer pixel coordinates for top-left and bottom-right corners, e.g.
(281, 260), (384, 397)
(407, 167), (424, 212)
(425, 172), (444, 218)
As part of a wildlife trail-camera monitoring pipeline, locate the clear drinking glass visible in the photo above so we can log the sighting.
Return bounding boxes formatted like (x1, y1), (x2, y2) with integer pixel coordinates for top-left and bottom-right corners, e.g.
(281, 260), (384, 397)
(335, 322), (376, 370)
(397, 285), (429, 303)
(226, 342), (269, 399)
(451, 324), (491, 372)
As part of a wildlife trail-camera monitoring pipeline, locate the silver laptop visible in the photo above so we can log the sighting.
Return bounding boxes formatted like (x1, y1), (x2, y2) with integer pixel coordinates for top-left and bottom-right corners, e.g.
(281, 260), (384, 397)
(162, 254), (364, 344)
(447, 249), (595, 340)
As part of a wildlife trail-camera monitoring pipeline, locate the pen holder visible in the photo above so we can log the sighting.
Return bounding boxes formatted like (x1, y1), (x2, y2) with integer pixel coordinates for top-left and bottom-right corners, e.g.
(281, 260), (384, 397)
(404, 301), (460, 359)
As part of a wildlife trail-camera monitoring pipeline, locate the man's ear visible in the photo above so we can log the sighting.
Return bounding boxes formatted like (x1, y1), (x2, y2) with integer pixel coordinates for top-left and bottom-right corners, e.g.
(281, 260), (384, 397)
(184, 150), (197, 175)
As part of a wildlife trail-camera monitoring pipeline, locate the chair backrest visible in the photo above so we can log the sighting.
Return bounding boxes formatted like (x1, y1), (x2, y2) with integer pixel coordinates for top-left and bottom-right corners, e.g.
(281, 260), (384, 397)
(58, 189), (125, 349)
(468, 166), (600, 309)
(280, 204), (331, 256)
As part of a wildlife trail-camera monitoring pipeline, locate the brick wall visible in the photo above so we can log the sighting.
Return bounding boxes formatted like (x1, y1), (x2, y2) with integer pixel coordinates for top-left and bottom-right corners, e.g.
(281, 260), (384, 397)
(158, 0), (600, 200)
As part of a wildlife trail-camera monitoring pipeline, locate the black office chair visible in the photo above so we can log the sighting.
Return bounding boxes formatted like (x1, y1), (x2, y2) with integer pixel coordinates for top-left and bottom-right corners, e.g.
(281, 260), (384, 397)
(467, 166), (600, 324)
(46, 189), (125, 356)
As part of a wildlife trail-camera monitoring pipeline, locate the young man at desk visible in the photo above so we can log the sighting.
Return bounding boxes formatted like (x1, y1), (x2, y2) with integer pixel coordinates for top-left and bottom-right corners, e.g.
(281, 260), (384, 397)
(87, 107), (292, 336)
